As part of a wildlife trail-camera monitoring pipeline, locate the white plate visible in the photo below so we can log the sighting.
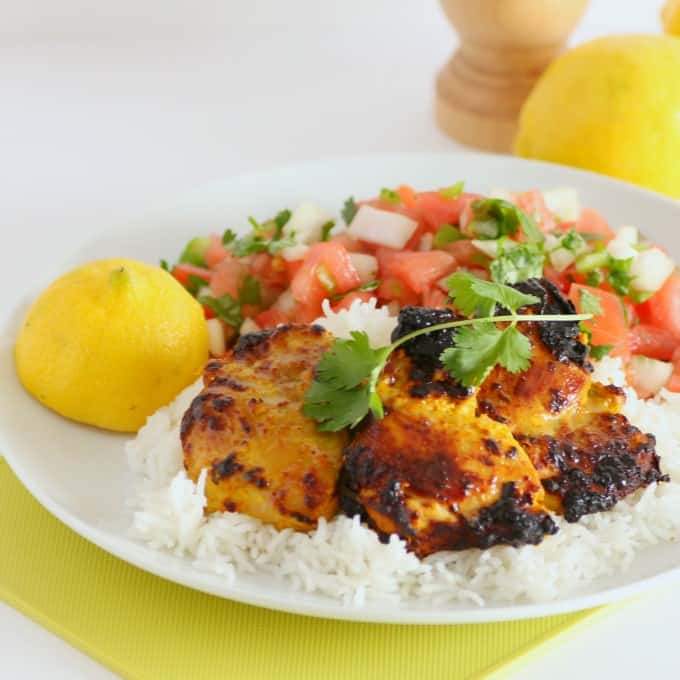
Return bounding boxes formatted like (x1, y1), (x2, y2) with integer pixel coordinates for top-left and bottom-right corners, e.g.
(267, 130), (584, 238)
(2, 152), (680, 624)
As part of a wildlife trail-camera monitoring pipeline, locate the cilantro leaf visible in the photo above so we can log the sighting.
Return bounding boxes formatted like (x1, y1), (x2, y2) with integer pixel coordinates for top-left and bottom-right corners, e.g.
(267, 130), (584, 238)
(608, 257), (634, 296)
(320, 220), (336, 241)
(159, 259), (170, 271)
(273, 209), (292, 232)
(184, 274), (209, 295)
(380, 188), (401, 205)
(440, 181), (464, 199)
(222, 229), (237, 245)
(585, 270), (603, 287)
(302, 381), (372, 432)
(489, 241), (545, 285)
(468, 199), (543, 242)
(198, 293), (243, 328)
(447, 272), (540, 317)
(315, 331), (383, 389)
(342, 197), (359, 225)
(590, 344), (613, 360)
(440, 324), (532, 387)
(560, 228), (586, 254)
(578, 288), (603, 316)
(238, 275), (261, 306)
(433, 224), (466, 248)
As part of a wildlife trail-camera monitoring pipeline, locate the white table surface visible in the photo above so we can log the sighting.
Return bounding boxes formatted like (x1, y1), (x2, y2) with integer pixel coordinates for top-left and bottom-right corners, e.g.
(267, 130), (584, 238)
(2, 1), (679, 677)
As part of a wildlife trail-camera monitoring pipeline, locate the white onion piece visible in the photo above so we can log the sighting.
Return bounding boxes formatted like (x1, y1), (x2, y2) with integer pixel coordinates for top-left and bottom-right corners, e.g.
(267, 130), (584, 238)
(283, 201), (332, 244)
(418, 233), (433, 251)
(272, 289), (297, 314)
(348, 253), (378, 284)
(549, 247), (575, 272)
(347, 205), (418, 249)
(280, 243), (309, 262)
(629, 356), (673, 398)
(542, 188), (581, 222)
(630, 247), (674, 292)
(470, 240), (499, 258)
(240, 318), (261, 335)
(206, 318), (226, 356)
(607, 238), (638, 261)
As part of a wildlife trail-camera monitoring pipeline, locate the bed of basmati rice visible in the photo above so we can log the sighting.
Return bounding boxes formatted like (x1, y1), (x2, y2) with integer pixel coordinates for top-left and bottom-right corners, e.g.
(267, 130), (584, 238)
(126, 299), (680, 607)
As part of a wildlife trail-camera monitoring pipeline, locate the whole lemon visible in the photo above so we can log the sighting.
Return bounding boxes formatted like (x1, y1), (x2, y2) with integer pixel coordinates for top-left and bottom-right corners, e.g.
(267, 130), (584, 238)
(15, 259), (209, 432)
(662, 0), (680, 36)
(515, 35), (680, 198)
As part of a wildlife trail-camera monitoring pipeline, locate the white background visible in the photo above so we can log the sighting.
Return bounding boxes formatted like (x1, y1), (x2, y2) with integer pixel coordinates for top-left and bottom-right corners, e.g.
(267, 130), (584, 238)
(2, 1), (680, 678)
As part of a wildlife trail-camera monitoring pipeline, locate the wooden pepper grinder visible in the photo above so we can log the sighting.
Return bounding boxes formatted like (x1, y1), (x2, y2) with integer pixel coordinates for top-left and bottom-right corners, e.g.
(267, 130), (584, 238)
(435, 0), (590, 153)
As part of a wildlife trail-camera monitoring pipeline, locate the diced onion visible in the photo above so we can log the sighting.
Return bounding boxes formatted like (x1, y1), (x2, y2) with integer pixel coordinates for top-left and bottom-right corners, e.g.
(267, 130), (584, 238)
(630, 247), (674, 292)
(348, 253), (378, 284)
(629, 355), (673, 397)
(347, 205), (418, 249)
(206, 318), (226, 356)
(542, 188), (581, 222)
(283, 201), (332, 245)
(549, 247), (575, 272)
(418, 233), (433, 251)
(272, 289), (297, 315)
(607, 238), (638, 261)
(280, 243), (309, 262)
(471, 240), (499, 258)
(240, 318), (261, 335)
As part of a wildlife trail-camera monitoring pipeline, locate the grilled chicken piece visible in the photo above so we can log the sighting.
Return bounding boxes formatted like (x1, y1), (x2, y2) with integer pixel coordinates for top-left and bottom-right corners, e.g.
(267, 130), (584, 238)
(340, 308), (557, 558)
(182, 324), (347, 531)
(476, 278), (667, 521)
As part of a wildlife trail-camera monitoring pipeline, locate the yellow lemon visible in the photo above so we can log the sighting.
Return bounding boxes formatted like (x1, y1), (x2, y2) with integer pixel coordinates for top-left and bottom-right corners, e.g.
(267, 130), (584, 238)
(662, 0), (680, 35)
(15, 259), (209, 432)
(515, 35), (680, 198)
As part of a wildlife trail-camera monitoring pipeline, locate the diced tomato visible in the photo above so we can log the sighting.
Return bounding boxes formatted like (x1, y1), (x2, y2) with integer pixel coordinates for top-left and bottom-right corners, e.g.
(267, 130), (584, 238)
(667, 371), (680, 392)
(202, 305), (215, 319)
(332, 291), (373, 312)
(249, 253), (288, 290)
(210, 256), (246, 298)
(254, 308), (289, 329)
(290, 242), (361, 308)
(569, 283), (629, 356)
(292, 302), (323, 324)
(284, 259), (304, 280)
(376, 278), (421, 306)
(204, 234), (229, 269)
(330, 231), (363, 253)
(416, 191), (467, 231)
(575, 208), (615, 242)
(543, 264), (572, 294)
(629, 324), (679, 361)
(387, 251), (456, 294)
(513, 190), (556, 233)
(422, 287), (449, 308)
(171, 263), (211, 287)
(397, 184), (418, 210)
(636, 275), (680, 341)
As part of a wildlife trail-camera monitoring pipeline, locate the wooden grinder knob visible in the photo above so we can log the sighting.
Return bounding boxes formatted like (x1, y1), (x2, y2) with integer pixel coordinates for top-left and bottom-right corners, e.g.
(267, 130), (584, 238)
(435, 0), (590, 153)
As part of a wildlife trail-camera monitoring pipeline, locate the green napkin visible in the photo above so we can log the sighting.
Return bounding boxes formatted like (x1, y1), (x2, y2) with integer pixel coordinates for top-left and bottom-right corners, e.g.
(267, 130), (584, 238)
(0, 459), (607, 680)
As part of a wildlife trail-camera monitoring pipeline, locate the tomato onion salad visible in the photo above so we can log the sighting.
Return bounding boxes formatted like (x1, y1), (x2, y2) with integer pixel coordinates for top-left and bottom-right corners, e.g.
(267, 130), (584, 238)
(162, 183), (680, 399)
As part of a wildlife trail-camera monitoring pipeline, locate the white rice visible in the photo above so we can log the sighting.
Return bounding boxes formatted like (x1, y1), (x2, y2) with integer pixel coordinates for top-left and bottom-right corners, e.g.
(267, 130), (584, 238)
(126, 300), (680, 606)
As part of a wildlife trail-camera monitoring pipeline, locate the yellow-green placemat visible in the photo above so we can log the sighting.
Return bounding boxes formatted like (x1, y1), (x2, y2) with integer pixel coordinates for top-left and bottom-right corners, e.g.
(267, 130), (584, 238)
(0, 458), (610, 680)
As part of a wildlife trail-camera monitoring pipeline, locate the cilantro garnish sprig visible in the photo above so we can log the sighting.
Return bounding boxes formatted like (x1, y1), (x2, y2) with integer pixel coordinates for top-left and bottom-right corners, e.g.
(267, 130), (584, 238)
(303, 273), (591, 432)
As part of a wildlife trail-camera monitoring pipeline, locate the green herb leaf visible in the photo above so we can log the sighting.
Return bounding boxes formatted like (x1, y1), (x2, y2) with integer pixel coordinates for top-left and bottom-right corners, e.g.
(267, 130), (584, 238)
(222, 229), (237, 245)
(238, 275), (262, 306)
(380, 188), (401, 205)
(198, 293), (243, 327)
(342, 197), (359, 225)
(468, 199), (543, 242)
(440, 324), (532, 387)
(590, 344), (613, 360)
(608, 257), (634, 297)
(179, 236), (210, 267)
(185, 274), (209, 295)
(274, 209), (292, 231)
(160, 259), (170, 271)
(578, 288), (603, 316)
(433, 224), (466, 248)
(489, 241), (545, 285)
(560, 228), (586, 254)
(447, 272), (540, 317)
(329, 279), (381, 302)
(440, 181), (464, 199)
(320, 220), (336, 241)
(585, 270), (603, 287)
